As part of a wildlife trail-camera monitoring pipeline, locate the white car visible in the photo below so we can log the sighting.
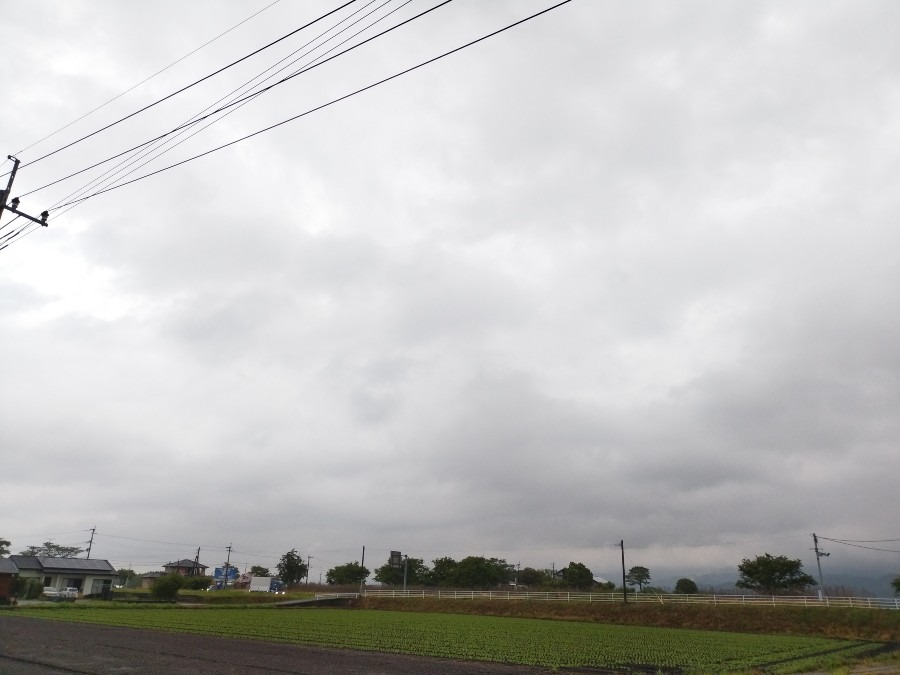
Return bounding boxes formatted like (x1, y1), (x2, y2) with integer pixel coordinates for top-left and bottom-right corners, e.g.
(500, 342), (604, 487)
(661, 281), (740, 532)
(60, 587), (79, 599)
(42, 587), (60, 599)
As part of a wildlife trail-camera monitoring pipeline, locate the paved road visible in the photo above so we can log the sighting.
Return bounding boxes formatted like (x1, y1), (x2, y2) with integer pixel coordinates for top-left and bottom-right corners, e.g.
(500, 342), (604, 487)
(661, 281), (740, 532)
(0, 615), (601, 674)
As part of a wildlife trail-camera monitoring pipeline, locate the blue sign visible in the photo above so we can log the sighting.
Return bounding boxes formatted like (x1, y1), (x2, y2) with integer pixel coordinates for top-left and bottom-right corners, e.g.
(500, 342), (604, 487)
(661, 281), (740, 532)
(213, 567), (239, 580)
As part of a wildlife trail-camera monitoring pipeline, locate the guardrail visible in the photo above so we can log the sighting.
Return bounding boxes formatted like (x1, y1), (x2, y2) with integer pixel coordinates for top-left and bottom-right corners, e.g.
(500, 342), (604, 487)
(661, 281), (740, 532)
(359, 589), (900, 610)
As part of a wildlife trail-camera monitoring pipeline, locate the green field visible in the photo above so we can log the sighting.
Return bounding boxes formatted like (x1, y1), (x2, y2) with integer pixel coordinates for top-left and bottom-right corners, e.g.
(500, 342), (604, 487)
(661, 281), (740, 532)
(14, 605), (880, 673)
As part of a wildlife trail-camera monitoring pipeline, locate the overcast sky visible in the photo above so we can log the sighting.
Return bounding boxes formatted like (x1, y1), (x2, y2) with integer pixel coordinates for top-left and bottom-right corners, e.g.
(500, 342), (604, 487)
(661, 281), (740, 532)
(1, 0), (898, 584)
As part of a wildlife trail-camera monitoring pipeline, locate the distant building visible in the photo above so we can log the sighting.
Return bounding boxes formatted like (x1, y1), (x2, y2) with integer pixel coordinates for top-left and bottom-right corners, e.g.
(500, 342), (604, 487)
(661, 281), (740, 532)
(163, 559), (208, 577)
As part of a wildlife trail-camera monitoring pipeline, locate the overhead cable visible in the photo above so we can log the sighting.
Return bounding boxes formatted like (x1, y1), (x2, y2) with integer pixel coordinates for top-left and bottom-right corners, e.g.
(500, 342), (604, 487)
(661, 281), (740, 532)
(13, 0), (282, 157)
(50, 0), (574, 213)
(7, 0), (356, 173)
(46, 0), (410, 215)
(22, 0), (444, 200)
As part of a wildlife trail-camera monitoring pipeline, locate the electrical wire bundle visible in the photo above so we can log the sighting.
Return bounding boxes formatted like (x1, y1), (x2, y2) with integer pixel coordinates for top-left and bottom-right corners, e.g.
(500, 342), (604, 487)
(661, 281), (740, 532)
(0, 0), (572, 253)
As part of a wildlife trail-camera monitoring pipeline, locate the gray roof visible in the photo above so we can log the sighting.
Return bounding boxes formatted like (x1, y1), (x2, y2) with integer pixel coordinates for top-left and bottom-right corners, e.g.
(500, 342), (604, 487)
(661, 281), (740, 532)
(0, 558), (18, 574)
(9, 555), (116, 575)
(164, 559), (208, 569)
(8, 555), (42, 570)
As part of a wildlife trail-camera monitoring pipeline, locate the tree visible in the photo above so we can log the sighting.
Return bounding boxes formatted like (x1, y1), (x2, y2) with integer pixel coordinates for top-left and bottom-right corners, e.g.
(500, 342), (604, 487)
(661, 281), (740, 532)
(250, 565), (270, 577)
(625, 566), (651, 591)
(276, 549), (308, 585)
(326, 561), (369, 585)
(674, 578), (699, 594)
(736, 553), (817, 595)
(517, 567), (551, 587)
(19, 541), (85, 558)
(0, 537), (10, 556)
(373, 557), (429, 586)
(183, 575), (213, 590)
(116, 568), (138, 587)
(428, 557), (459, 587)
(151, 573), (185, 601)
(560, 562), (594, 590)
(450, 557), (514, 589)
(890, 575), (899, 596)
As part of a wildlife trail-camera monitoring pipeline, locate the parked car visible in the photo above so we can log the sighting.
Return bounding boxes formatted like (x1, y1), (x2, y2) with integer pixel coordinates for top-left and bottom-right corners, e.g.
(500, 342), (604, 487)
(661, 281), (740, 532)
(60, 587), (79, 599)
(42, 587), (60, 600)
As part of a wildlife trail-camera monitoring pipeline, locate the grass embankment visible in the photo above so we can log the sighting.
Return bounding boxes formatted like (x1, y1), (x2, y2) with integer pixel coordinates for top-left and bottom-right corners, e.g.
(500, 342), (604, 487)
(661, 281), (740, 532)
(110, 588), (316, 605)
(358, 597), (900, 642)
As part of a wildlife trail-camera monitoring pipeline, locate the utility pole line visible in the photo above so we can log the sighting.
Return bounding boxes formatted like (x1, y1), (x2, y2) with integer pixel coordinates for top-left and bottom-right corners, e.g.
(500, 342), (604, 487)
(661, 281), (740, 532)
(620, 540), (627, 604)
(359, 545), (365, 595)
(85, 527), (96, 559)
(812, 533), (829, 598)
(224, 543), (232, 589)
(0, 156), (49, 229)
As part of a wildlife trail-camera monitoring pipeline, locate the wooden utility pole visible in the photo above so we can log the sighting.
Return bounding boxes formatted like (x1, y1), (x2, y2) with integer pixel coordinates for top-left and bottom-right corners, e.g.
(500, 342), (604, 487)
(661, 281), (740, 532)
(0, 156), (49, 227)
(620, 540), (627, 604)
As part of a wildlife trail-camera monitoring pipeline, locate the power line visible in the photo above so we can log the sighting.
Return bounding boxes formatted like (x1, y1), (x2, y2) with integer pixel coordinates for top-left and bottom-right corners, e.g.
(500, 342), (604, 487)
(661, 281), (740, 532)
(6, 0), (356, 173)
(43, 0), (413, 215)
(50, 0), (574, 213)
(21, 0), (443, 201)
(13, 0), (283, 156)
(818, 536), (900, 554)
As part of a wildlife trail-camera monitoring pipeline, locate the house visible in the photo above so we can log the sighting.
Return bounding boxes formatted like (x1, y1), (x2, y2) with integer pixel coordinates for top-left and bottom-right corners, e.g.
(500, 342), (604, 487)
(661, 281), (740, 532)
(0, 558), (18, 601)
(7, 556), (118, 596)
(162, 559), (208, 577)
(139, 571), (170, 589)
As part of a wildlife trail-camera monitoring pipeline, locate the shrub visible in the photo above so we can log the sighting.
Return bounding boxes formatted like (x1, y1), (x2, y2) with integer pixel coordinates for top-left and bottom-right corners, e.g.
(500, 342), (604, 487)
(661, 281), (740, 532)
(183, 575), (212, 590)
(151, 574), (186, 601)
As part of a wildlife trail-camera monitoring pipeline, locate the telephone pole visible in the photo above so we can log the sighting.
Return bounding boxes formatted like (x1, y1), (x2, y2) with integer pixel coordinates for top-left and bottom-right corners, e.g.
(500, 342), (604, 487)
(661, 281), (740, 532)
(812, 533), (829, 599)
(620, 540), (627, 604)
(86, 527), (96, 559)
(0, 156), (49, 228)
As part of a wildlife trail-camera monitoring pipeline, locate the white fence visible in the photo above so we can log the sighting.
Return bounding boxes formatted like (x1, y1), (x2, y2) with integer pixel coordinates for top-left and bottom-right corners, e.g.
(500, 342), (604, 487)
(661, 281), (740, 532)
(351, 589), (900, 610)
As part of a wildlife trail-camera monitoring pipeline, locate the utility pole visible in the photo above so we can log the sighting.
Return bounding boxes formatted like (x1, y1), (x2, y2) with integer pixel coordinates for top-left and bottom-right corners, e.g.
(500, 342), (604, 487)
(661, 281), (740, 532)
(620, 540), (627, 604)
(85, 527), (96, 559)
(359, 545), (365, 595)
(223, 544), (232, 589)
(192, 547), (201, 577)
(812, 533), (829, 599)
(306, 556), (311, 585)
(0, 156), (49, 228)
(403, 554), (408, 592)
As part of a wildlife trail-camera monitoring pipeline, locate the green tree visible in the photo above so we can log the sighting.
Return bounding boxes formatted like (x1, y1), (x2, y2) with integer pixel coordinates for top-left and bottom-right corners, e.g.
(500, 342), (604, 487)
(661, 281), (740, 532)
(183, 575), (213, 590)
(0, 537), (10, 556)
(451, 557), (514, 589)
(276, 549), (308, 585)
(429, 557), (459, 586)
(625, 566), (651, 591)
(373, 556), (429, 586)
(560, 562), (594, 590)
(890, 575), (899, 596)
(517, 567), (551, 587)
(326, 561), (369, 585)
(116, 568), (138, 587)
(674, 578), (699, 594)
(151, 573), (185, 601)
(250, 565), (270, 577)
(736, 553), (817, 595)
(19, 541), (85, 558)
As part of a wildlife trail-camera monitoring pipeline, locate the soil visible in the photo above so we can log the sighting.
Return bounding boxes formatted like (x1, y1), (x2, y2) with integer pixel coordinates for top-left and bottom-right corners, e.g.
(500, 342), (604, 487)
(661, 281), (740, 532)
(0, 615), (612, 674)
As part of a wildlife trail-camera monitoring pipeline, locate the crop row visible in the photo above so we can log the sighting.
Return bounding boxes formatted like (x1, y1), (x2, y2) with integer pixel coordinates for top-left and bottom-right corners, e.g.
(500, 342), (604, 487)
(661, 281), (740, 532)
(16, 606), (873, 672)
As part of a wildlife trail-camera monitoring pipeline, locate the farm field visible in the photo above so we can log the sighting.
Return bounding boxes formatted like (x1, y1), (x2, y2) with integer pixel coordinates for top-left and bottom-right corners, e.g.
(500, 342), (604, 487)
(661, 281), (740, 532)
(12, 605), (884, 673)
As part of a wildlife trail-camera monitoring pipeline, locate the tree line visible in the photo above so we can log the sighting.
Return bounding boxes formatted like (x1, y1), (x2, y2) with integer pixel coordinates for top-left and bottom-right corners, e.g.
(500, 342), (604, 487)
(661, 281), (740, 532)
(4, 536), (898, 597)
